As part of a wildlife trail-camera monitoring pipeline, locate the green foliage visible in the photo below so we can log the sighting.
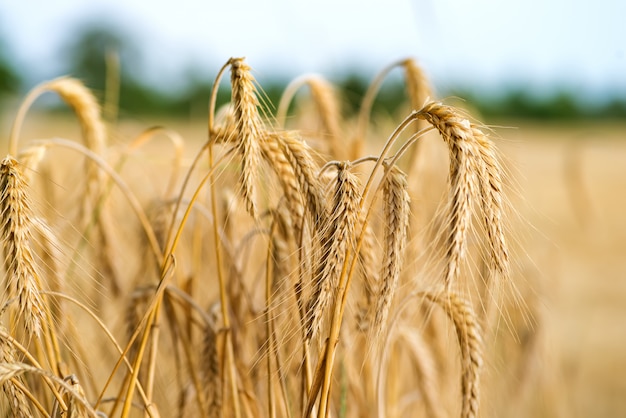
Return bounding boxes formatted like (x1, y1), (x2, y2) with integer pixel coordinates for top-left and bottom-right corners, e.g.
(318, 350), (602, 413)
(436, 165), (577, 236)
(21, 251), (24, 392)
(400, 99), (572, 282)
(0, 27), (21, 102)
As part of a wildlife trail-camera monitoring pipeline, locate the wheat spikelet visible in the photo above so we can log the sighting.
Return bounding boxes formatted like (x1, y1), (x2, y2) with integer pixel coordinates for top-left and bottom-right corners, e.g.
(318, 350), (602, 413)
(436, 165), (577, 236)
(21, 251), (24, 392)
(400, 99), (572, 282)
(370, 165), (410, 343)
(417, 102), (479, 289)
(306, 163), (360, 340)
(229, 57), (262, 219)
(424, 291), (483, 418)
(0, 156), (46, 337)
(0, 336), (32, 418)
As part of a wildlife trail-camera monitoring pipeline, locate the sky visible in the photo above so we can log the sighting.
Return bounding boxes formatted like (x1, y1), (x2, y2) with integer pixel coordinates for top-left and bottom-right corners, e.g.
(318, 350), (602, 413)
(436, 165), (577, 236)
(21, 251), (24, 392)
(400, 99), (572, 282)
(1, 0), (625, 97)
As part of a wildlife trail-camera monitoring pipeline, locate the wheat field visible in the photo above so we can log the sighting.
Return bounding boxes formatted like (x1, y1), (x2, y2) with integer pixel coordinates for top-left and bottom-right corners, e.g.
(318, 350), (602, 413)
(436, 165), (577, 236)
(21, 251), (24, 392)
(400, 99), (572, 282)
(0, 57), (623, 418)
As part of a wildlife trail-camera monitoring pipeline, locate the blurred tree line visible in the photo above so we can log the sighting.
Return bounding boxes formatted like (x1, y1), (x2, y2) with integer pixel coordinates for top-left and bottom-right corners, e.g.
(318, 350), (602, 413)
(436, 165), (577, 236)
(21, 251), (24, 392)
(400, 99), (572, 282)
(1, 21), (626, 121)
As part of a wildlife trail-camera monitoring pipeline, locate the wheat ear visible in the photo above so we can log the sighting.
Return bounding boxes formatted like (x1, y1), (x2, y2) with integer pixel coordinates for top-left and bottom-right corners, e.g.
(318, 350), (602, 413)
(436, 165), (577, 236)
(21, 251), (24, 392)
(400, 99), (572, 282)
(306, 77), (344, 159)
(423, 291), (483, 418)
(306, 163), (360, 340)
(43, 78), (107, 226)
(229, 57), (262, 219)
(0, 156), (46, 337)
(417, 102), (479, 289)
(472, 128), (510, 280)
(370, 165), (410, 343)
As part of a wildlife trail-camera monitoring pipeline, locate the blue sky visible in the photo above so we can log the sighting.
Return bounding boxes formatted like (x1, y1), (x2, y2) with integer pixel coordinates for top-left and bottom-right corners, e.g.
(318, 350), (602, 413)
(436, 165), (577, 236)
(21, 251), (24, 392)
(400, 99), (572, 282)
(1, 0), (625, 96)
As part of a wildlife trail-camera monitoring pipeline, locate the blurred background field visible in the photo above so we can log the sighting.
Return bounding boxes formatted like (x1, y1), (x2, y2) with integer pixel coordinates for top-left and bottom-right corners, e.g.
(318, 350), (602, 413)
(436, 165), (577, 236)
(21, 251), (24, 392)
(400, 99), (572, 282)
(0, 1), (625, 417)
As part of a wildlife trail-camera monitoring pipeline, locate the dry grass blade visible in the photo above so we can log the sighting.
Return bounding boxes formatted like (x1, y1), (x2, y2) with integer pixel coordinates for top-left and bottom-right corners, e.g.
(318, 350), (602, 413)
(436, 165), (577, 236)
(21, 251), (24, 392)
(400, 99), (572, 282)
(370, 165), (410, 344)
(0, 156), (46, 337)
(229, 57), (262, 218)
(423, 291), (483, 418)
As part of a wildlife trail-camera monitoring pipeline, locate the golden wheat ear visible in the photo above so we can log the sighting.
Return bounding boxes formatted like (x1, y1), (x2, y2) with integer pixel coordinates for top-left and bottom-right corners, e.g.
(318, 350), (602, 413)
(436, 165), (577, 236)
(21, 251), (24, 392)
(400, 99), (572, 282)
(422, 291), (483, 418)
(0, 156), (46, 338)
(229, 57), (263, 219)
(306, 162), (360, 341)
(369, 165), (410, 344)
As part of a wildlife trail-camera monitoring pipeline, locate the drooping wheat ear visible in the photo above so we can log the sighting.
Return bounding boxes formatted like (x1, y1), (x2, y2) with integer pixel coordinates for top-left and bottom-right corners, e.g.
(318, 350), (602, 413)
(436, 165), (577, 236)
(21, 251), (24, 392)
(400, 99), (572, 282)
(0, 156), (46, 337)
(423, 291), (483, 418)
(0, 336), (32, 418)
(472, 128), (510, 281)
(401, 58), (434, 176)
(275, 131), (327, 228)
(202, 322), (221, 418)
(306, 77), (344, 158)
(417, 102), (479, 289)
(44, 77), (107, 224)
(402, 58), (433, 112)
(229, 57), (262, 219)
(306, 163), (360, 340)
(260, 133), (305, 236)
(370, 165), (410, 343)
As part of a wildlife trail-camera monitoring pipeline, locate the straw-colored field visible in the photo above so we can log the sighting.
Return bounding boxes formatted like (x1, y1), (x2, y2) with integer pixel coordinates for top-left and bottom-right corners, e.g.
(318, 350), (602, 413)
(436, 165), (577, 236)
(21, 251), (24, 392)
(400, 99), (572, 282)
(498, 121), (626, 417)
(0, 62), (624, 417)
